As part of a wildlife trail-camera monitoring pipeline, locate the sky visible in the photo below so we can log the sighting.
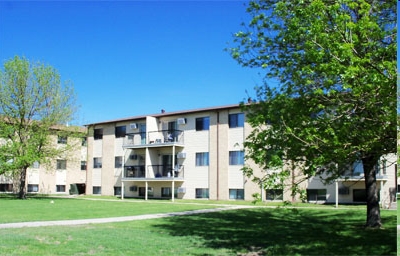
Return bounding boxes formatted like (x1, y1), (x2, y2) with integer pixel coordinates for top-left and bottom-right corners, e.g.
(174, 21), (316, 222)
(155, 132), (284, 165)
(0, 0), (265, 125)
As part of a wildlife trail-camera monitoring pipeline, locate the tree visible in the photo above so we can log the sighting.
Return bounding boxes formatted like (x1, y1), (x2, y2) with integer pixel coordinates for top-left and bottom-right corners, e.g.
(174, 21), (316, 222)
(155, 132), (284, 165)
(229, 0), (396, 227)
(0, 56), (79, 199)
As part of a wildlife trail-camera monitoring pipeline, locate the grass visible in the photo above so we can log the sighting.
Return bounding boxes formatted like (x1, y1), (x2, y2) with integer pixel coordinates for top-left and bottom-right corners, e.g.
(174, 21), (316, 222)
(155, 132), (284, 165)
(0, 196), (396, 255)
(0, 196), (221, 224)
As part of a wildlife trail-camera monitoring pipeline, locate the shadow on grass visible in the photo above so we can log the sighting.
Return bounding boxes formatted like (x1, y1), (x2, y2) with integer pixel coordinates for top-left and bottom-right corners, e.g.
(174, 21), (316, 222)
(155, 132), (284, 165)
(154, 208), (396, 255)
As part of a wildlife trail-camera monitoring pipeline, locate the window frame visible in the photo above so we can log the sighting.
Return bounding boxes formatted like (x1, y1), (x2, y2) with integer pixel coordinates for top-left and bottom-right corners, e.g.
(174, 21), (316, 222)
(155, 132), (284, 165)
(57, 135), (67, 144)
(56, 159), (67, 170)
(195, 152), (209, 166)
(265, 189), (283, 200)
(307, 189), (326, 202)
(229, 113), (244, 128)
(195, 188), (209, 199)
(93, 186), (102, 194)
(115, 126), (126, 138)
(229, 189), (244, 200)
(94, 128), (103, 140)
(27, 184), (39, 193)
(81, 161), (87, 171)
(93, 157), (102, 168)
(115, 156), (123, 168)
(56, 185), (66, 193)
(229, 151), (244, 165)
(195, 117), (210, 131)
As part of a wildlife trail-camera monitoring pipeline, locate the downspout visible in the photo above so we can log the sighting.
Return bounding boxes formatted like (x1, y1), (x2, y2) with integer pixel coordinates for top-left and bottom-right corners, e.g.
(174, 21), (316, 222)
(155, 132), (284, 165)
(216, 111), (219, 200)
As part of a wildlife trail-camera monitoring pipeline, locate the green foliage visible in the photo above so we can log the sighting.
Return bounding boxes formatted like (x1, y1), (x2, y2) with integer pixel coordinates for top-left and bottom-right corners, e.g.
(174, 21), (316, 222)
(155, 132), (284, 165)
(229, 0), (396, 227)
(0, 56), (80, 198)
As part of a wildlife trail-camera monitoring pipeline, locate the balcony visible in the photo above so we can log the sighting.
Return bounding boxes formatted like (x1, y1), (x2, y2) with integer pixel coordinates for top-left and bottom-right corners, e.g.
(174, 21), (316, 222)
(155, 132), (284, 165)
(339, 171), (388, 181)
(123, 165), (184, 180)
(124, 165), (146, 178)
(123, 130), (184, 148)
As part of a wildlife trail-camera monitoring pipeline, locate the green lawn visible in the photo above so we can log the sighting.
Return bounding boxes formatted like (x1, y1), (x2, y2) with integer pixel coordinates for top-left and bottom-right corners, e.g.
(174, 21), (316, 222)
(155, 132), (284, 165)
(0, 197), (396, 255)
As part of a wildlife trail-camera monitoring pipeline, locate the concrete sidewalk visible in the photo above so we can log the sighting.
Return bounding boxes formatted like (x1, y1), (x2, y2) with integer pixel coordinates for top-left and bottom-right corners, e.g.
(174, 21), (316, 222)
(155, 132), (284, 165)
(0, 206), (251, 229)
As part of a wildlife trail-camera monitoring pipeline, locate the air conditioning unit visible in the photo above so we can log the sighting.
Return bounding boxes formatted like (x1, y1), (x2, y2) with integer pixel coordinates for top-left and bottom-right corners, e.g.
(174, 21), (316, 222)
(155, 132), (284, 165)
(177, 187), (186, 193)
(177, 152), (186, 159)
(177, 118), (186, 125)
(130, 123), (138, 129)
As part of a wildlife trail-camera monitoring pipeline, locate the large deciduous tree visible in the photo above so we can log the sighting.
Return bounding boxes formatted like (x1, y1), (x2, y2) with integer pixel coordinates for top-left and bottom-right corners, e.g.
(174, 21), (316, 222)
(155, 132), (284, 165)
(0, 56), (79, 199)
(229, 0), (396, 227)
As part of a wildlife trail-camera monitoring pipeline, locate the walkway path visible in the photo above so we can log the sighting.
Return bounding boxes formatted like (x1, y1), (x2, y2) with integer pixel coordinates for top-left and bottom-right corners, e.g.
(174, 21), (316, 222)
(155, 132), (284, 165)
(0, 205), (252, 229)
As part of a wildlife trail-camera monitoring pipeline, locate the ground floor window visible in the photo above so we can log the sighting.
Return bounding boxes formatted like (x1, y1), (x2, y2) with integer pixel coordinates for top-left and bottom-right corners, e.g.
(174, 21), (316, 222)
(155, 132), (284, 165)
(56, 185), (66, 192)
(307, 189), (326, 201)
(139, 187), (153, 197)
(0, 183), (13, 192)
(266, 189), (283, 200)
(229, 189), (244, 200)
(353, 189), (367, 202)
(28, 184), (39, 193)
(93, 186), (101, 195)
(195, 188), (209, 199)
(114, 186), (121, 196)
(161, 187), (177, 198)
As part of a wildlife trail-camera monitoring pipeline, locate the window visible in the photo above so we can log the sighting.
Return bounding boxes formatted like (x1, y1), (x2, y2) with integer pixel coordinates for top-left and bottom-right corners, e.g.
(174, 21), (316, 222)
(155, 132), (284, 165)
(93, 157), (102, 168)
(58, 135), (67, 144)
(353, 189), (367, 202)
(82, 137), (87, 146)
(266, 189), (283, 200)
(31, 161), (40, 169)
(161, 187), (178, 198)
(114, 187), (121, 196)
(56, 185), (66, 192)
(196, 152), (209, 166)
(115, 126), (126, 138)
(196, 117), (210, 131)
(56, 160), (67, 170)
(195, 188), (209, 199)
(139, 187), (153, 197)
(81, 161), (87, 171)
(28, 184), (39, 193)
(93, 186), (101, 194)
(229, 151), (244, 165)
(307, 189), (326, 201)
(115, 156), (123, 168)
(94, 128), (103, 140)
(0, 184), (13, 192)
(229, 189), (244, 200)
(229, 113), (244, 128)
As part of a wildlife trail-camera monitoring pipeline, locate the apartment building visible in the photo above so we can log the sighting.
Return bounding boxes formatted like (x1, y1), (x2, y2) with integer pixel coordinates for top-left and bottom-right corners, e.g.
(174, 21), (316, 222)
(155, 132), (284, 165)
(2, 104), (395, 206)
(85, 104), (397, 205)
(85, 104), (260, 201)
(0, 128), (87, 195)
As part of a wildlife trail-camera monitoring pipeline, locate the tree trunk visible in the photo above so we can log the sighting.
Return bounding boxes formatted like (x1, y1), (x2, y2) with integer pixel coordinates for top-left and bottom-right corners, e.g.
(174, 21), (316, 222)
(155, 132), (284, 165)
(363, 155), (381, 228)
(18, 168), (27, 199)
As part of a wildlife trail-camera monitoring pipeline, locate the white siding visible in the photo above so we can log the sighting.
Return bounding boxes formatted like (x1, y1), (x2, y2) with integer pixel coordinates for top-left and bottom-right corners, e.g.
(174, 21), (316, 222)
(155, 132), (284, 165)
(27, 170), (40, 184)
(56, 170), (66, 184)
(92, 169), (102, 186)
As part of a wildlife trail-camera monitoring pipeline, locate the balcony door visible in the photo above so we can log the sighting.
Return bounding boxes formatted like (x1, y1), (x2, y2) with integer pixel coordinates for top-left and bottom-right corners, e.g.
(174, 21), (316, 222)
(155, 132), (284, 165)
(139, 124), (146, 144)
(162, 155), (177, 177)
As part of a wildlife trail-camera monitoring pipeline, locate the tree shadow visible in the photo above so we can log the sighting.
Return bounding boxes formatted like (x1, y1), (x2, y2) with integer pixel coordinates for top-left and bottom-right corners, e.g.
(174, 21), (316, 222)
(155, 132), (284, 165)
(153, 208), (396, 255)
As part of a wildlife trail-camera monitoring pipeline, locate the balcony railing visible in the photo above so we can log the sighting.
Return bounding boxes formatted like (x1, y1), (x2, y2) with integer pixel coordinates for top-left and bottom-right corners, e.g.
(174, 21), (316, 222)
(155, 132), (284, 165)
(340, 171), (388, 180)
(124, 165), (146, 178)
(148, 165), (184, 179)
(123, 130), (184, 147)
(123, 165), (184, 179)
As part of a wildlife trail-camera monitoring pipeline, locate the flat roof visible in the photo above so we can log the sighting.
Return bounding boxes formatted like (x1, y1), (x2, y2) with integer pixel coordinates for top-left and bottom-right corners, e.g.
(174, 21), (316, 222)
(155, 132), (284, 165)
(85, 103), (242, 126)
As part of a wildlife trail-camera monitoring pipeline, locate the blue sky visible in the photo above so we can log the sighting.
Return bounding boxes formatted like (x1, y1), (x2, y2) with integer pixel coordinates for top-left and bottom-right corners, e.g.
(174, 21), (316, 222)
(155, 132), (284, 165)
(0, 0), (264, 125)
